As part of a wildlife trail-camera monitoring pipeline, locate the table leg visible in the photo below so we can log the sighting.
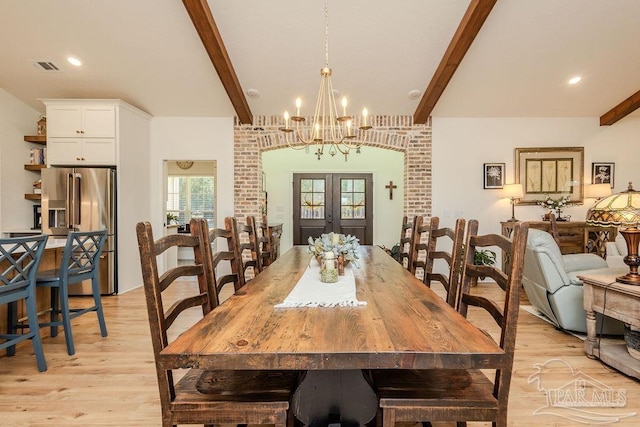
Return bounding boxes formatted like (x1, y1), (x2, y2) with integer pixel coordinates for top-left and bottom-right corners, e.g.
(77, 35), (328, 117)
(584, 308), (599, 359)
(292, 370), (377, 426)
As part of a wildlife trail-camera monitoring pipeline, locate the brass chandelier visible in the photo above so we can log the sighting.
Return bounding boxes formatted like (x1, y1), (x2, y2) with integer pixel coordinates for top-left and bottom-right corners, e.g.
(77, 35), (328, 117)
(279, 0), (371, 161)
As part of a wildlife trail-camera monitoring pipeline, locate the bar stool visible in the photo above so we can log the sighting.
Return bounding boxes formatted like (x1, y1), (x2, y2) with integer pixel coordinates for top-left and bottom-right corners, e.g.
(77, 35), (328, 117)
(36, 230), (108, 355)
(1, 234), (49, 371)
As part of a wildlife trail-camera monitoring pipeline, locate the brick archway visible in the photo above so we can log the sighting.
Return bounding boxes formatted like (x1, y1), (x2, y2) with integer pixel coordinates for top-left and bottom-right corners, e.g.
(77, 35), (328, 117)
(233, 115), (432, 223)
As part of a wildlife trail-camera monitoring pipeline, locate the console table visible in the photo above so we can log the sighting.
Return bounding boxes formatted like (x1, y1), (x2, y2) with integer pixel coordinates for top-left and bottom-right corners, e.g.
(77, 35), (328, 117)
(501, 221), (617, 270)
(580, 273), (640, 380)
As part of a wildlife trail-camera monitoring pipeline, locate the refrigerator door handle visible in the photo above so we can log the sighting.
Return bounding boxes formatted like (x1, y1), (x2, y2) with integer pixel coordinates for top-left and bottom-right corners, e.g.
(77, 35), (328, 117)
(74, 173), (82, 227)
(66, 173), (74, 229)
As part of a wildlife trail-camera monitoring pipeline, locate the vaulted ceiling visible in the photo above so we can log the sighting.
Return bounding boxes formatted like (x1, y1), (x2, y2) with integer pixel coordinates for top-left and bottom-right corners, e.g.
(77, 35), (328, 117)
(1, 0), (639, 125)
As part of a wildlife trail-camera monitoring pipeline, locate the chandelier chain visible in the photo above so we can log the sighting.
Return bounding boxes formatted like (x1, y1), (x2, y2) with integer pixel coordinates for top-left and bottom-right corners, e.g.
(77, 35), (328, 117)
(324, 0), (329, 67)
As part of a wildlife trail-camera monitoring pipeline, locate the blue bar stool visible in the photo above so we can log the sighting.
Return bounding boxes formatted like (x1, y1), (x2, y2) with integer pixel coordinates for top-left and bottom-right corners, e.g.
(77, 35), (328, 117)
(1, 234), (49, 372)
(36, 230), (108, 355)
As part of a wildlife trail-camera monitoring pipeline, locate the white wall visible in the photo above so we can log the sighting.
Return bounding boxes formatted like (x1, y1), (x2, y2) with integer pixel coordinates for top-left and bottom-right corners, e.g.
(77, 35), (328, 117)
(0, 89), (41, 231)
(432, 116), (640, 263)
(263, 146), (404, 254)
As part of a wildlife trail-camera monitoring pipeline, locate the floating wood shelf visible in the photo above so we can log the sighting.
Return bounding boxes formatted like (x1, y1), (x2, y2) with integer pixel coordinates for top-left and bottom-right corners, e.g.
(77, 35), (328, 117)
(24, 164), (46, 171)
(24, 135), (47, 144)
(24, 193), (42, 200)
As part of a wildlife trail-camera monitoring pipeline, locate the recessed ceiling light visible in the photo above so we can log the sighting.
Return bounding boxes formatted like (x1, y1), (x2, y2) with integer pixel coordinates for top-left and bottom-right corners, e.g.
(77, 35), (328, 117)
(67, 57), (82, 67)
(568, 76), (581, 85)
(408, 89), (421, 99)
(246, 88), (260, 98)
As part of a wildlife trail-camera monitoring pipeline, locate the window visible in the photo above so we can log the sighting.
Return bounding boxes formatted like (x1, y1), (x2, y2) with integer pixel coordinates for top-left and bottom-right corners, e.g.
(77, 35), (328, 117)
(340, 178), (366, 219)
(300, 178), (325, 219)
(167, 176), (215, 227)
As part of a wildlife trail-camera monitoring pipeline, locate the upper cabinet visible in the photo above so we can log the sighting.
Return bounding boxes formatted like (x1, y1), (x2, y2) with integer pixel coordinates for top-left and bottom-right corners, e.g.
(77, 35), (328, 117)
(43, 100), (118, 165)
(47, 105), (116, 138)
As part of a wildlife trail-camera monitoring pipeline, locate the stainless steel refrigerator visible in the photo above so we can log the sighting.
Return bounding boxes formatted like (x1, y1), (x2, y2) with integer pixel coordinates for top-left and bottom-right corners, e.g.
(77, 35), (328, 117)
(41, 167), (117, 295)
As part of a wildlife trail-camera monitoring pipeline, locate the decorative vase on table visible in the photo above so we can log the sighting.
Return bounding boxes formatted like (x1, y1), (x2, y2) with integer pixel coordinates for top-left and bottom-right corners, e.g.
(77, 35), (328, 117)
(320, 251), (338, 283)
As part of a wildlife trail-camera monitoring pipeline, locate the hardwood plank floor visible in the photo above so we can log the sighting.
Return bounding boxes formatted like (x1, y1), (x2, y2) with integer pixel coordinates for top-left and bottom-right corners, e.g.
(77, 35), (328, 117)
(1, 280), (638, 426)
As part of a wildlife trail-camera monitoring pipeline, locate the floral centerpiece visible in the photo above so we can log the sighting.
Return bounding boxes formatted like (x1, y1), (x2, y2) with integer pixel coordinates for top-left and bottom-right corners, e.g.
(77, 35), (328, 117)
(308, 232), (360, 267)
(537, 194), (571, 220)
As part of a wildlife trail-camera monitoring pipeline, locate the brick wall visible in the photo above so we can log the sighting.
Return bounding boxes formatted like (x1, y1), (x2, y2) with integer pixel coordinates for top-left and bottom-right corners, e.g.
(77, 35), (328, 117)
(233, 114), (432, 227)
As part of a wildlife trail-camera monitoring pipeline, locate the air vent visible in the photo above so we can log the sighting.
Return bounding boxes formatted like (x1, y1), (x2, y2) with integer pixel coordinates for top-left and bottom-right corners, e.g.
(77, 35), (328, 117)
(33, 61), (61, 71)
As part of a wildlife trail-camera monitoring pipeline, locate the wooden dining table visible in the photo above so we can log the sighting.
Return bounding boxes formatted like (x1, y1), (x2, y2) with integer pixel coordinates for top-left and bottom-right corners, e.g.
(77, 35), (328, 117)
(161, 245), (506, 425)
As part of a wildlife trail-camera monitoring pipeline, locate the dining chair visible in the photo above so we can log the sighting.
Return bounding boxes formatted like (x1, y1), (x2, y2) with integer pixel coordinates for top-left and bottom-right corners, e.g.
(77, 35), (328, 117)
(136, 218), (299, 427)
(422, 217), (466, 308)
(260, 214), (274, 267)
(239, 215), (263, 280)
(371, 220), (529, 427)
(1, 234), (49, 372)
(201, 216), (246, 304)
(397, 215), (413, 269)
(407, 215), (428, 277)
(36, 229), (108, 356)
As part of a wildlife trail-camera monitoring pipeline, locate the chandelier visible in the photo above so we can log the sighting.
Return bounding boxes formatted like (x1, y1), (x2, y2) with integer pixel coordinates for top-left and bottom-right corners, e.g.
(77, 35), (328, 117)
(279, 0), (371, 161)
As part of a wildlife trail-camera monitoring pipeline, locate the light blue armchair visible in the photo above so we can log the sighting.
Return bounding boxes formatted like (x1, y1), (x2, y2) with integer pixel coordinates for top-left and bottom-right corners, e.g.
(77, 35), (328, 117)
(522, 228), (624, 334)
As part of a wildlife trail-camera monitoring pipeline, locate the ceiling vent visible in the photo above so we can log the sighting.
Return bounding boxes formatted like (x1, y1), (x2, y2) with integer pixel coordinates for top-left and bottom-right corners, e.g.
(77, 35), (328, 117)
(33, 61), (61, 72)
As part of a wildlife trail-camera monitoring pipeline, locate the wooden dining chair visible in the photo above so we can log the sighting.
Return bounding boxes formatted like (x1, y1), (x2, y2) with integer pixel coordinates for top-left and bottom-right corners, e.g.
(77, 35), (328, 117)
(407, 215), (429, 278)
(136, 218), (299, 427)
(239, 215), (263, 280)
(422, 217), (466, 308)
(260, 214), (274, 267)
(1, 234), (49, 372)
(202, 216), (246, 304)
(371, 220), (529, 427)
(35, 229), (108, 355)
(397, 215), (413, 269)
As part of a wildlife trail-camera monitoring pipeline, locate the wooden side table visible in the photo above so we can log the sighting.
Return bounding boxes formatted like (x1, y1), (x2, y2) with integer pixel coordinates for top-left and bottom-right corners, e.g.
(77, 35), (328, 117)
(580, 273), (640, 379)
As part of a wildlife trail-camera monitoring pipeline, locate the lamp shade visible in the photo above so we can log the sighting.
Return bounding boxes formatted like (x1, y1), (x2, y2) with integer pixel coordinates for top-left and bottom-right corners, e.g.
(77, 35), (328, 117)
(586, 183), (612, 199)
(586, 182), (640, 227)
(503, 183), (524, 199)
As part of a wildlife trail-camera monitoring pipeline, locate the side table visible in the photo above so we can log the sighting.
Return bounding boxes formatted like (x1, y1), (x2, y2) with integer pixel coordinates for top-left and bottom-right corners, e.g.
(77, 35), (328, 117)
(580, 273), (640, 379)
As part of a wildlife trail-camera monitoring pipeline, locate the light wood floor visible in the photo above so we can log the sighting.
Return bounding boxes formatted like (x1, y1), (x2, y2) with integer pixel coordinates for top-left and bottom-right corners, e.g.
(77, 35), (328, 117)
(1, 281), (639, 426)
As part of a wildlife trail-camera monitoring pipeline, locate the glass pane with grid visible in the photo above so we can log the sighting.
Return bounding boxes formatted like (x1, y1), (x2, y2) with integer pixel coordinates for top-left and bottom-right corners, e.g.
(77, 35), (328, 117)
(167, 176), (215, 228)
(341, 178), (366, 219)
(301, 179), (325, 219)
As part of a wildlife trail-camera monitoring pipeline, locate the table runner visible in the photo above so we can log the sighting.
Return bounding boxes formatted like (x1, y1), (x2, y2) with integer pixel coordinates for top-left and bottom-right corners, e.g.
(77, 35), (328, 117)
(275, 258), (366, 308)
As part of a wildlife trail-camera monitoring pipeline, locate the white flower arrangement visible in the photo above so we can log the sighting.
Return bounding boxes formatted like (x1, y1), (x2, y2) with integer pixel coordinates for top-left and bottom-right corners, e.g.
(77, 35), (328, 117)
(537, 194), (571, 210)
(308, 232), (360, 267)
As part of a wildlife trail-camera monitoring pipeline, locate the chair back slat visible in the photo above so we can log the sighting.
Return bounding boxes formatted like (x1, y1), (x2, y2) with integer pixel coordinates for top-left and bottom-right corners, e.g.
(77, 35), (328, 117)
(62, 231), (107, 278)
(423, 217), (466, 308)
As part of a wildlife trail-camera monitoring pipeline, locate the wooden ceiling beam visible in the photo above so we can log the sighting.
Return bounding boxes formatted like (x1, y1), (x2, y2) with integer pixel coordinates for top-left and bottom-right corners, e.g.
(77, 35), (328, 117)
(183, 0), (253, 124)
(413, 0), (497, 124)
(600, 89), (640, 126)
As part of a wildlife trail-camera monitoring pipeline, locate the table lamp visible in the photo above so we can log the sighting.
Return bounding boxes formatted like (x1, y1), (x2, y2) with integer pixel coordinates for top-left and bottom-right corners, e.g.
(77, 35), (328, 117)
(586, 182), (640, 285)
(587, 183), (612, 200)
(503, 184), (524, 222)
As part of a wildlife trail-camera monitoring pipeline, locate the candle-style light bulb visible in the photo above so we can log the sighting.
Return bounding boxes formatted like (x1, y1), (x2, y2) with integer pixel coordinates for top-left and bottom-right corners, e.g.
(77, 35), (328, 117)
(283, 110), (290, 128)
(314, 123), (320, 140)
(341, 97), (348, 116)
(362, 108), (368, 126)
(295, 97), (302, 116)
(347, 119), (352, 134)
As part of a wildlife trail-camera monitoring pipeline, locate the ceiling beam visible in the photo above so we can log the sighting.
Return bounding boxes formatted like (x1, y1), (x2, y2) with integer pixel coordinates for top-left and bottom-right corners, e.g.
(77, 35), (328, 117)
(600, 89), (640, 126)
(413, 0), (497, 124)
(183, 0), (253, 124)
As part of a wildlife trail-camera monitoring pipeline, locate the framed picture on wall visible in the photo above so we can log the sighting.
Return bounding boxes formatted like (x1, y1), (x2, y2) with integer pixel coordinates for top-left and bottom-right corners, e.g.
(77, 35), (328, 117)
(592, 162), (615, 187)
(514, 147), (584, 205)
(483, 163), (505, 189)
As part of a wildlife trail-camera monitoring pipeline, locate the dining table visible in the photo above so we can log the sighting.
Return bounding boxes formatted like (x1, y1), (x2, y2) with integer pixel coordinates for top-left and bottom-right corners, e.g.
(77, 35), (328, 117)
(161, 245), (506, 426)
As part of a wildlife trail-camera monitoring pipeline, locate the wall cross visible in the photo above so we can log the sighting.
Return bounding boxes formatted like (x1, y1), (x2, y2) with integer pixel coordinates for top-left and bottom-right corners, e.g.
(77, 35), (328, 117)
(385, 181), (397, 200)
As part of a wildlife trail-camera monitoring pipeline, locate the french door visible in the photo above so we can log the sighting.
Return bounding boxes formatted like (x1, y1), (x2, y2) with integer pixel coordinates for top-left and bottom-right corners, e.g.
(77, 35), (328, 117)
(293, 173), (373, 245)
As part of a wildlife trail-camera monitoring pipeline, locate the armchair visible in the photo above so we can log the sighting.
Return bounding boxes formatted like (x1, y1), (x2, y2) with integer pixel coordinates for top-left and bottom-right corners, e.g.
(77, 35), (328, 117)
(523, 228), (624, 334)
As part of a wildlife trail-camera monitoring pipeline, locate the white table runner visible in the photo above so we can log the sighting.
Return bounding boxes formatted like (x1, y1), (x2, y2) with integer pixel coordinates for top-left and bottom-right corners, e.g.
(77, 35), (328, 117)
(275, 259), (366, 308)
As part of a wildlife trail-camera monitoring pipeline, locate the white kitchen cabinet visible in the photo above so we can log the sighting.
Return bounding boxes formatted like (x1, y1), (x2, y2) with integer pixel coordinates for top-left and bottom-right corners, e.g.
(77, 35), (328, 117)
(46, 105), (115, 138)
(43, 101), (117, 165)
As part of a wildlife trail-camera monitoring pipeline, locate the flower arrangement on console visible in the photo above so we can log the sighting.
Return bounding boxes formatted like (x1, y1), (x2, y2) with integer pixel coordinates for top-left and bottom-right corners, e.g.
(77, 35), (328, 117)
(308, 233), (360, 267)
(537, 194), (571, 219)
